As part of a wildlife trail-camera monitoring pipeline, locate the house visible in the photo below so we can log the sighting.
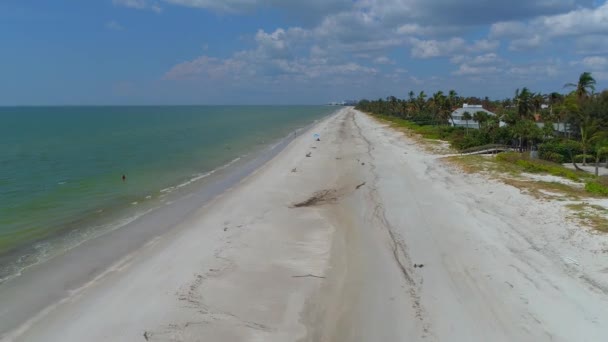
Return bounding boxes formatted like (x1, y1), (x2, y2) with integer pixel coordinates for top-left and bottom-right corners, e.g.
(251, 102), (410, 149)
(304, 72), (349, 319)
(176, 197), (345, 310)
(534, 113), (573, 134)
(536, 122), (573, 134)
(449, 104), (497, 129)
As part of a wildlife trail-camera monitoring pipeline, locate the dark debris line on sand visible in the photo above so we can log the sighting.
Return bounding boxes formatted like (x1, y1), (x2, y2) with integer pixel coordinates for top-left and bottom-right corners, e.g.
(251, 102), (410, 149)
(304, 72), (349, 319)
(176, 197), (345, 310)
(291, 190), (337, 208)
(292, 274), (326, 279)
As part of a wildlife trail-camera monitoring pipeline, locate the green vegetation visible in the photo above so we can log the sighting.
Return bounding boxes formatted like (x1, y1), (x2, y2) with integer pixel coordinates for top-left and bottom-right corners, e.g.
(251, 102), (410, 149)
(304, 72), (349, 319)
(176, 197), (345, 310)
(377, 114), (511, 151)
(357, 72), (608, 167)
(566, 203), (608, 232)
(496, 152), (586, 181)
(363, 73), (608, 232)
(448, 152), (608, 200)
(585, 182), (608, 196)
(538, 140), (582, 163)
(584, 176), (608, 196)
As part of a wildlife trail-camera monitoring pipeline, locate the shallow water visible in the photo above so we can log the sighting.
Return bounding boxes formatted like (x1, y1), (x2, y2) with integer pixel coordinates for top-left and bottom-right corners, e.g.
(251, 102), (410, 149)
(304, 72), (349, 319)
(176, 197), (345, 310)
(0, 105), (335, 281)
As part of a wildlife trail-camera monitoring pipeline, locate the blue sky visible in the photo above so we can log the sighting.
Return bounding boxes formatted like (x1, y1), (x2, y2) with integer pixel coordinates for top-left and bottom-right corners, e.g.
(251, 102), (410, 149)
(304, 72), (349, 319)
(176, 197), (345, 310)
(1, 0), (607, 105)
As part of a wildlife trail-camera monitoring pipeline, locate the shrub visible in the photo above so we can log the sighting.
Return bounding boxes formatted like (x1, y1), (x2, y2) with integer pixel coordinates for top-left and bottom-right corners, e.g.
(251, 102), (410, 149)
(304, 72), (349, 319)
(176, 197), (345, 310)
(448, 130), (492, 150)
(538, 139), (583, 163)
(574, 154), (594, 163)
(585, 182), (608, 196)
(516, 159), (546, 172)
(549, 167), (580, 181)
(496, 152), (524, 163)
(542, 152), (565, 164)
(497, 152), (581, 181)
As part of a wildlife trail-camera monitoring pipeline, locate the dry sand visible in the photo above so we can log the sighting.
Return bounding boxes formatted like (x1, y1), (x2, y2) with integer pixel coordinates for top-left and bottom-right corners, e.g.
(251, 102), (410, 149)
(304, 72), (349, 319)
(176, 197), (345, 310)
(4, 108), (608, 341)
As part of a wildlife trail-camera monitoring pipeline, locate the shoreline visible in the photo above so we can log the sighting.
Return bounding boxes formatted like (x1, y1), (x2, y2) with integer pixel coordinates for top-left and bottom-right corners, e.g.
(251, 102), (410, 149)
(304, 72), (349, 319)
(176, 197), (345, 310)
(0, 105), (335, 282)
(0, 111), (333, 285)
(0, 109), (340, 338)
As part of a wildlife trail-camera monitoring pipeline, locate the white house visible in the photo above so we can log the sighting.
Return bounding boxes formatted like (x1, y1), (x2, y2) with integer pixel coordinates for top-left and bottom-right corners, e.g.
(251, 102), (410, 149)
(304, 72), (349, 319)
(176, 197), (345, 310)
(450, 104), (497, 129)
(535, 122), (573, 134)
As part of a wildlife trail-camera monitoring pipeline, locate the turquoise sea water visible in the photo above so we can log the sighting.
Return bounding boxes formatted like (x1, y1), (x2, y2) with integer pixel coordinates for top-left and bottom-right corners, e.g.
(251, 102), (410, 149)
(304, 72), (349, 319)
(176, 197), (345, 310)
(0, 105), (335, 281)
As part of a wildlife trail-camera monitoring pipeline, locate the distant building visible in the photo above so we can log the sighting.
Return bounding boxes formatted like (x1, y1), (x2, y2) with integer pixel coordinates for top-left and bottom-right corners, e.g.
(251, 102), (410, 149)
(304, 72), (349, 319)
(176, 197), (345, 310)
(533, 113), (573, 134)
(449, 104), (497, 129)
(535, 122), (573, 134)
(328, 100), (357, 106)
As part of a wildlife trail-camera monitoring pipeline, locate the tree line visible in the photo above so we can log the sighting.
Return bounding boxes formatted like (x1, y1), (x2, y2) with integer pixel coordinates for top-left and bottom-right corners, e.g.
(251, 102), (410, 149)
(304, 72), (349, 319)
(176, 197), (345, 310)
(356, 72), (608, 169)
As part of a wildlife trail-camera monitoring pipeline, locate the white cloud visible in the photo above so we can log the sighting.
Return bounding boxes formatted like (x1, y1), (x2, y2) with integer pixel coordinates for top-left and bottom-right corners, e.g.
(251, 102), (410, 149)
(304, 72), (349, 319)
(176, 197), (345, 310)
(449, 57), (567, 82)
(582, 56), (608, 69)
(508, 35), (544, 51)
(134, 0), (593, 25)
(452, 64), (501, 76)
(373, 56), (395, 65)
(162, 0), (351, 15)
(105, 21), (124, 31)
(395, 23), (461, 36)
(164, 56), (248, 80)
(409, 38), (464, 58)
(396, 24), (424, 35)
(449, 54), (504, 77)
(409, 38), (498, 58)
(253, 27), (310, 58)
(489, 21), (528, 37)
(537, 2), (608, 36)
(451, 53), (501, 65)
(491, 2), (608, 50)
(113, 0), (162, 12)
(152, 0), (603, 100)
(164, 48), (378, 82)
(471, 39), (500, 52)
(355, 0), (590, 26)
(570, 57), (608, 80)
(508, 62), (560, 78)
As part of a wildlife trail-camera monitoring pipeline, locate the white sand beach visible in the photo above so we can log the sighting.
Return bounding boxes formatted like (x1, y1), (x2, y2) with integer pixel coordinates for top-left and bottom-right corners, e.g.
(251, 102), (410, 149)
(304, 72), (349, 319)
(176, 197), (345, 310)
(4, 108), (608, 341)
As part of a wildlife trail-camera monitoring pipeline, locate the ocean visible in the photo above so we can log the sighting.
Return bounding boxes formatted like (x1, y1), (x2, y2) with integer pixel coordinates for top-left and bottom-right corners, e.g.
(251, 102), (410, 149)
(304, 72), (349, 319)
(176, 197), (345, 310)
(0, 105), (336, 282)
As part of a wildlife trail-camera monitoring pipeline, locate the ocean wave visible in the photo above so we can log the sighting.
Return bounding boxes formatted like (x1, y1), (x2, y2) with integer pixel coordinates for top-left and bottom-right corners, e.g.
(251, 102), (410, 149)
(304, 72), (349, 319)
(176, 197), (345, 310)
(0, 207), (155, 285)
(160, 157), (242, 194)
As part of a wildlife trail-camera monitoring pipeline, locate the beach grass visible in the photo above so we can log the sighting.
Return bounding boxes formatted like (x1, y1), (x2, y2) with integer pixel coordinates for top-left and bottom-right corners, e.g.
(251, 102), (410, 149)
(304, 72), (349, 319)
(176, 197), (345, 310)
(566, 203), (608, 232)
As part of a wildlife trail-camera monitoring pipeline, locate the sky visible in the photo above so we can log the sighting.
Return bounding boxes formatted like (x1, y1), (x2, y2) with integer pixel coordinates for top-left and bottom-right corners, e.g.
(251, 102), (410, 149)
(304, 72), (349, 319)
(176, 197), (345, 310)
(0, 0), (607, 105)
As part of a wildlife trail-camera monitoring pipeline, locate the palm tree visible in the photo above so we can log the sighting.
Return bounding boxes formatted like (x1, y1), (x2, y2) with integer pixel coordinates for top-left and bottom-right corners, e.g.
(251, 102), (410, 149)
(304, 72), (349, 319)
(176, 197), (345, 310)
(447, 90), (459, 125)
(432, 91), (449, 125)
(515, 87), (534, 119)
(473, 111), (489, 130)
(532, 92), (545, 118)
(511, 119), (541, 152)
(462, 111), (472, 135)
(565, 72), (596, 100)
(408, 91), (415, 102)
(387, 96), (398, 115)
(486, 115), (501, 142)
(579, 115), (598, 166)
(416, 91), (427, 113)
(547, 92), (563, 116)
(592, 136), (608, 176)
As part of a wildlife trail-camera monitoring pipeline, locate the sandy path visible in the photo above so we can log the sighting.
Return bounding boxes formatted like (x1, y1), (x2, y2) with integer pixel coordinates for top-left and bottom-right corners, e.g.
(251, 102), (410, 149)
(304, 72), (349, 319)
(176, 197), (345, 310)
(7, 108), (608, 341)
